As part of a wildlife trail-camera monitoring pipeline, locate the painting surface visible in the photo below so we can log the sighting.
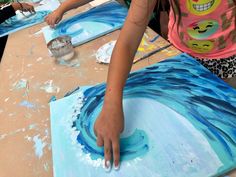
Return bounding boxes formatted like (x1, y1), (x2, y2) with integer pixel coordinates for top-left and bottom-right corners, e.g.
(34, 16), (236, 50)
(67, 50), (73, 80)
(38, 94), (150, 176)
(42, 0), (128, 46)
(0, 0), (60, 37)
(50, 53), (236, 177)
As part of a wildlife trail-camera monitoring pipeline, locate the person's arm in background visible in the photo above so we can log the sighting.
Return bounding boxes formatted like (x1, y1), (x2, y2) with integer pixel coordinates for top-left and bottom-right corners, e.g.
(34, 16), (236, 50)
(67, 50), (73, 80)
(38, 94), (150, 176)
(94, 0), (157, 171)
(44, 0), (93, 27)
(0, 4), (16, 23)
(0, 2), (35, 24)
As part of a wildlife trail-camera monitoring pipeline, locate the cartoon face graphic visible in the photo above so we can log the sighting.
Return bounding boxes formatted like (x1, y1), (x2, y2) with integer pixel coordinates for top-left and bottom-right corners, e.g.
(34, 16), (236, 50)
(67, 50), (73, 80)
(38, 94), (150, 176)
(187, 20), (219, 39)
(186, 0), (221, 16)
(187, 40), (214, 53)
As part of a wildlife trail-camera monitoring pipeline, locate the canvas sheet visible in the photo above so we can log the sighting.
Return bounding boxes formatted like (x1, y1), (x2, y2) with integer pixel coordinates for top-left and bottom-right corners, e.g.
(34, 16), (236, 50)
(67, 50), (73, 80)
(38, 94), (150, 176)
(50, 53), (236, 177)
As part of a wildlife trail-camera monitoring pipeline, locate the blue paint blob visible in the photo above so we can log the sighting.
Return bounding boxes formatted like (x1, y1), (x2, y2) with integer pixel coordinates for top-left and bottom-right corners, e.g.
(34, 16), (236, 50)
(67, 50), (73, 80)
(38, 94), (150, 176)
(19, 100), (36, 109)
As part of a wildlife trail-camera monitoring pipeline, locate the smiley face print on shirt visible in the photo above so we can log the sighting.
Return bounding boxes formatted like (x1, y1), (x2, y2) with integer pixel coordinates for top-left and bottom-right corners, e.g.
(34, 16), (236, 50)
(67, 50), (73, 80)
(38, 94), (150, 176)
(187, 40), (214, 53)
(187, 20), (219, 39)
(186, 0), (221, 16)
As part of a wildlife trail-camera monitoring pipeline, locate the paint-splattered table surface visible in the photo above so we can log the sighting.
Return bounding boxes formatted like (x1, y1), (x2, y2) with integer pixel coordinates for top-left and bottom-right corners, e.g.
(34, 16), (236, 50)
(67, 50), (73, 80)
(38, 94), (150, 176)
(0, 3), (235, 177)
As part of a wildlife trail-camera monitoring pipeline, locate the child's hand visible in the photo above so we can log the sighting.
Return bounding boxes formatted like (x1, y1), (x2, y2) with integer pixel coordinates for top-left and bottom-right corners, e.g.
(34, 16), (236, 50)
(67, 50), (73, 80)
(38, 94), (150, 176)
(12, 2), (35, 14)
(44, 9), (63, 28)
(20, 3), (35, 13)
(94, 101), (124, 172)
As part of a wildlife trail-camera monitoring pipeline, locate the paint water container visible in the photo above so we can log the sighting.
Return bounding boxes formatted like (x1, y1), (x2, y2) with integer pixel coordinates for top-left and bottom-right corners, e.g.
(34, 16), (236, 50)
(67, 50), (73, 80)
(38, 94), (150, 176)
(47, 35), (75, 62)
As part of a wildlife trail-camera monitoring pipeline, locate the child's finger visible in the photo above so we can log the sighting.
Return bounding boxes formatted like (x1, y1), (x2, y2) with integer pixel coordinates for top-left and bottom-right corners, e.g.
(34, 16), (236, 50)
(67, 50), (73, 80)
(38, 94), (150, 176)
(55, 18), (60, 25)
(104, 138), (112, 172)
(96, 134), (104, 147)
(112, 137), (120, 170)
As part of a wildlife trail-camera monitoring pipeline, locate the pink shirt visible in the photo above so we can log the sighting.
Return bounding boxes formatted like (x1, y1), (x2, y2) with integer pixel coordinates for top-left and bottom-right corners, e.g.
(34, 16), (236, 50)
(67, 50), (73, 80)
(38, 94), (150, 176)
(168, 0), (236, 59)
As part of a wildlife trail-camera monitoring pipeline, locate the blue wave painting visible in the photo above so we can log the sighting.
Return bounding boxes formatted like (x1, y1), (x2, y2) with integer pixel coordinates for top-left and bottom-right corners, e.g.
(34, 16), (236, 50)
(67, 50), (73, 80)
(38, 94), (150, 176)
(43, 0), (128, 46)
(0, 0), (60, 37)
(50, 53), (236, 177)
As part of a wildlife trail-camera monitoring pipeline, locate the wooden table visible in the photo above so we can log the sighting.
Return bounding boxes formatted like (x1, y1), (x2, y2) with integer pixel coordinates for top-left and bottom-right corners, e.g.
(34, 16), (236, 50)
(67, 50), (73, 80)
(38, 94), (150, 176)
(0, 3), (235, 177)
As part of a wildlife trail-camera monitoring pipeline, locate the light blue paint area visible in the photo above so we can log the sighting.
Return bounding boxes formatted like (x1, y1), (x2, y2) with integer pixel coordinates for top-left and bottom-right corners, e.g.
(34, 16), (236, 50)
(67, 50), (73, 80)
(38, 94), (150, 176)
(50, 53), (236, 177)
(0, 0), (60, 37)
(19, 100), (36, 109)
(33, 134), (46, 159)
(43, 0), (128, 46)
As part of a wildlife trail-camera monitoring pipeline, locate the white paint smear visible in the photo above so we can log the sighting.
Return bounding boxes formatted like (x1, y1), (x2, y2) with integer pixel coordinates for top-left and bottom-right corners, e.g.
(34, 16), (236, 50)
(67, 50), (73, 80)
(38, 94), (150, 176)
(33, 134), (47, 159)
(95, 40), (116, 64)
(40, 80), (60, 93)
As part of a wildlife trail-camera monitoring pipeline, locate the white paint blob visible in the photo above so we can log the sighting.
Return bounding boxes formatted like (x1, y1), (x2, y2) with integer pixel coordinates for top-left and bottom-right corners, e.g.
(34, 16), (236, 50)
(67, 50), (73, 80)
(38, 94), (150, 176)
(40, 80), (60, 93)
(95, 40), (116, 64)
(33, 134), (47, 159)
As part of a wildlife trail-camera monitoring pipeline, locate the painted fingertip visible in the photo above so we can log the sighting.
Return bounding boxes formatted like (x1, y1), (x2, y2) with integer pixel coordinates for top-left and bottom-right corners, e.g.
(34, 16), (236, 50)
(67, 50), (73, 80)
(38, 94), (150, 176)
(114, 163), (120, 171)
(104, 160), (111, 172)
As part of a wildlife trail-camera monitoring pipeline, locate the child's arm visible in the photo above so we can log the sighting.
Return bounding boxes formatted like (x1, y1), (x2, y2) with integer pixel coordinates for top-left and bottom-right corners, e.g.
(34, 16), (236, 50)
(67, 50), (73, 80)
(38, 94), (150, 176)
(45, 0), (92, 27)
(0, 2), (34, 24)
(94, 0), (157, 170)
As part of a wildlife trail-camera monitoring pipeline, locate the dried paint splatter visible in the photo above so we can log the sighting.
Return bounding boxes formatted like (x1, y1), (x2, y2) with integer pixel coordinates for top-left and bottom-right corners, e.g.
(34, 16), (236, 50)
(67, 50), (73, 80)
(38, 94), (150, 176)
(57, 58), (80, 68)
(12, 79), (28, 90)
(40, 80), (60, 93)
(43, 162), (50, 172)
(33, 134), (47, 159)
(4, 97), (10, 102)
(19, 100), (36, 109)
(36, 57), (43, 62)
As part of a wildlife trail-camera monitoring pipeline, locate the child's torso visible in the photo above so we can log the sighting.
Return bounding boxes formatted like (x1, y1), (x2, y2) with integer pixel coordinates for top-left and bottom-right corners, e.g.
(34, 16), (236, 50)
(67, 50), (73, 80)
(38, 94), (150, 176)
(168, 0), (236, 59)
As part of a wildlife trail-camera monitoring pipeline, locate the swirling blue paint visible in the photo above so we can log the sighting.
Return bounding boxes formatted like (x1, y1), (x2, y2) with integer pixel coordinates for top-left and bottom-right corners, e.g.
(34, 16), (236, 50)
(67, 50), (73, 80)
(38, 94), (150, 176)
(51, 1), (128, 46)
(73, 53), (236, 166)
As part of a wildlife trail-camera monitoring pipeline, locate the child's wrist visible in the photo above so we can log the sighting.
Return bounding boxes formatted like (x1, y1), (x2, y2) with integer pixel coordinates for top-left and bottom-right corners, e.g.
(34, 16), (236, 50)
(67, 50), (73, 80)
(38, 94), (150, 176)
(104, 90), (123, 106)
(57, 6), (65, 15)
